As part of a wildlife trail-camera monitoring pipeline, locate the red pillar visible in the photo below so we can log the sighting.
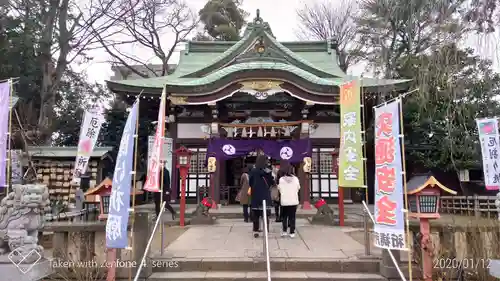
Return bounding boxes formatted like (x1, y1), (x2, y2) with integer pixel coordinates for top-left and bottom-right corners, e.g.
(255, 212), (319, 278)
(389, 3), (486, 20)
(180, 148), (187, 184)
(420, 218), (432, 281)
(338, 187), (345, 226)
(179, 170), (187, 227)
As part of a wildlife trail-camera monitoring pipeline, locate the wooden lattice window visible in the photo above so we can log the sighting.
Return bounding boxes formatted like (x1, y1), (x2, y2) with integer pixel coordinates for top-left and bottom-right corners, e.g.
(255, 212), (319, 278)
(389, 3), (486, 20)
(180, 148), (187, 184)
(189, 154), (198, 173)
(311, 151), (319, 173)
(310, 148), (338, 199)
(181, 148), (209, 199)
(319, 152), (333, 174)
(197, 152), (208, 174)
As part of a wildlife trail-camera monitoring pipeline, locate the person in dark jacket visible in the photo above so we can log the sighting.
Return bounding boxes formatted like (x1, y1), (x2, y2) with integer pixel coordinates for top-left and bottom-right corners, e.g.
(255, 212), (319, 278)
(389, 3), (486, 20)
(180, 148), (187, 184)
(153, 167), (176, 220)
(249, 155), (275, 238)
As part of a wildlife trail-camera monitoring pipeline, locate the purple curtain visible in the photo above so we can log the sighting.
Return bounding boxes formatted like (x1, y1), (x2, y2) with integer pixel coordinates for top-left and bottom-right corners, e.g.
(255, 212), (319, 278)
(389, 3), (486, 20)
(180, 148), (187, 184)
(207, 138), (311, 163)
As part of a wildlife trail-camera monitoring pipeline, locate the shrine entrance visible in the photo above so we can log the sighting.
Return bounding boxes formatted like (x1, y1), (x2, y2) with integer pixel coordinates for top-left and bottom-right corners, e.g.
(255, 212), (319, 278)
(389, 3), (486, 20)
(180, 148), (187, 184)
(213, 139), (310, 205)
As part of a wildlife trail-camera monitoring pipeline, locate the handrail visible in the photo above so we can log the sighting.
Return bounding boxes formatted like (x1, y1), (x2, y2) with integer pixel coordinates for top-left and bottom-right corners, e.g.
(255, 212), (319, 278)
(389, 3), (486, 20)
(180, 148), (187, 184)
(262, 200), (271, 281)
(133, 201), (166, 281)
(362, 201), (406, 281)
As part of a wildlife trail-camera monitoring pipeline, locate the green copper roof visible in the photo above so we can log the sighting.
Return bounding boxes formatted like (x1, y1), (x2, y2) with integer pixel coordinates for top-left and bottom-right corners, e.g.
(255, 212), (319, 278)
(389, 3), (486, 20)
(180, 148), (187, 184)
(107, 61), (410, 88)
(106, 10), (410, 94)
(180, 28), (339, 78)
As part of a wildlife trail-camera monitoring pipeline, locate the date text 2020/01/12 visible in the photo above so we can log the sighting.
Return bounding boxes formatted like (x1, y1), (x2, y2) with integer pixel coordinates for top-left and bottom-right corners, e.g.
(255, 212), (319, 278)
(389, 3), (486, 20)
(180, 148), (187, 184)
(433, 258), (491, 269)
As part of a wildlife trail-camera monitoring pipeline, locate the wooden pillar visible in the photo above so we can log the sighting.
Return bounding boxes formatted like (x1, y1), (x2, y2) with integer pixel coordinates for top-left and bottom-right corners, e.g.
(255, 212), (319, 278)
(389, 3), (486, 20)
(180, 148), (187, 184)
(169, 104), (179, 202)
(299, 107), (312, 209)
(209, 106), (221, 205)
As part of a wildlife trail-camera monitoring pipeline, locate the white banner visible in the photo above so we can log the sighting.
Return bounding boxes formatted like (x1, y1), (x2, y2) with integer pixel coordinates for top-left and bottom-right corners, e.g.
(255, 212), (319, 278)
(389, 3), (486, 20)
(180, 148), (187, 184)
(148, 136), (173, 187)
(477, 118), (500, 190)
(143, 88), (167, 192)
(71, 111), (105, 185)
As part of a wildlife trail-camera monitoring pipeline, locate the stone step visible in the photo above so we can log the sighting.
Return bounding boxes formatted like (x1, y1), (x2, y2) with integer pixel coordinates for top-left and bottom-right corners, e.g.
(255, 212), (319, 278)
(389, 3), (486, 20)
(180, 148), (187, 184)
(148, 271), (386, 281)
(161, 215), (364, 228)
(150, 258), (380, 273)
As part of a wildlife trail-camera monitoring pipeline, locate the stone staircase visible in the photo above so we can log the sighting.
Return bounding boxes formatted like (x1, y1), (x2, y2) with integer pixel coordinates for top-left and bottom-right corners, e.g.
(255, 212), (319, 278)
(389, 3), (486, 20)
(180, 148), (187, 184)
(148, 257), (386, 281)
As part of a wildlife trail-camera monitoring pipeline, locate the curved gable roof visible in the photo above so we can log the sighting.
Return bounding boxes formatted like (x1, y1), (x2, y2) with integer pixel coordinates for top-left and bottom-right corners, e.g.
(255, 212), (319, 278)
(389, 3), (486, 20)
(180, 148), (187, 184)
(178, 24), (342, 79)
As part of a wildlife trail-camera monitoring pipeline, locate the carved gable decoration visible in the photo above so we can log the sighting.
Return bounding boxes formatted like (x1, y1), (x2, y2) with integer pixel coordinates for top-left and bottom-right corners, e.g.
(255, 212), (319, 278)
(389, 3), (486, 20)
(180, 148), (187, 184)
(235, 36), (288, 63)
(238, 80), (284, 100)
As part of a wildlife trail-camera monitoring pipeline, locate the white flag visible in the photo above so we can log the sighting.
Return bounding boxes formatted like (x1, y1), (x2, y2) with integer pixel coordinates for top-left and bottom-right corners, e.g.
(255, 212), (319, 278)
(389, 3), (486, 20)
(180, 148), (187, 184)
(144, 87), (167, 192)
(72, 110), (105, 185)
(477, 118), (500, 190)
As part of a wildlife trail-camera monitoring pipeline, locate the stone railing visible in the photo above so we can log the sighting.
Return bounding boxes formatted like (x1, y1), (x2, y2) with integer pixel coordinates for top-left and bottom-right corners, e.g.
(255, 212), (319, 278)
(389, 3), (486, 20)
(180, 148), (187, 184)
(45, 207), (99, 222)
(45, 209), (154, 280)
(379, 220), (500, 281)
(440, 195), (498, 218)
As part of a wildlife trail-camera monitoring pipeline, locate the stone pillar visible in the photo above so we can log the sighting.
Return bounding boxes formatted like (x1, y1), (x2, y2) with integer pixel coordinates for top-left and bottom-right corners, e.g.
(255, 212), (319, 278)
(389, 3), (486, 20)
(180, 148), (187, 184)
(380, 250), (402, 280)
(78, 232), (95, 261)
(53, 232), (69, 259)
(439, 226), (456, 258)
(120, 210), (153, 280)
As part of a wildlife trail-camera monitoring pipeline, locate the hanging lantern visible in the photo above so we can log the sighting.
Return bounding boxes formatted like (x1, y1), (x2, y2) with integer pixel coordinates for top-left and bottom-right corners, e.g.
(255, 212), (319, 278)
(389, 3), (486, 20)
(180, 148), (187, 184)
(270, 127), (276, 137)
(207, 157), (217, 173)
(242, 128), (247, 138)
(303, 157), (312, 173)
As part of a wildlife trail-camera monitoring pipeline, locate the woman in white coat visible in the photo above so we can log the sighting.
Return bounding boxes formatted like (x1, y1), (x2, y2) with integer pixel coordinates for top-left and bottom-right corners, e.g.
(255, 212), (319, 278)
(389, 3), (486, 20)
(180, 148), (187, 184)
(277, 164), (300, 238)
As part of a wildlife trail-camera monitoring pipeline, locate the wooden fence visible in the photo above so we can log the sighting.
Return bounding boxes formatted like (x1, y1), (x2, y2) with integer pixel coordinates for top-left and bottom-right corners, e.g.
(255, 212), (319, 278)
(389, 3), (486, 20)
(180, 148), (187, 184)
(440, 195), (498, 218)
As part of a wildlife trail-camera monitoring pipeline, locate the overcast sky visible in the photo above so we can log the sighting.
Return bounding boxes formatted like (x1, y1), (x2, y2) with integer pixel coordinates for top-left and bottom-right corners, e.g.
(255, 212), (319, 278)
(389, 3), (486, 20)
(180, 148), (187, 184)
(79, 0), (500, 84)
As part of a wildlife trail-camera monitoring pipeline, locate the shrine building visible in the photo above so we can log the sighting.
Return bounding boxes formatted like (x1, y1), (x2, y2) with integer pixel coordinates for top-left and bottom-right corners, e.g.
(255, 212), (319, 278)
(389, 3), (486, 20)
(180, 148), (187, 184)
(106, 11), (409, 205)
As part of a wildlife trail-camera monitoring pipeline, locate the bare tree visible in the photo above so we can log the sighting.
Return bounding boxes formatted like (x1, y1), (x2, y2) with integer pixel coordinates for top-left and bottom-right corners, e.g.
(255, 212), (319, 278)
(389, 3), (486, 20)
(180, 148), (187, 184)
(8, 0), (124, 142)
(296, 0), (362, 72)
(93, 0), (198, 78)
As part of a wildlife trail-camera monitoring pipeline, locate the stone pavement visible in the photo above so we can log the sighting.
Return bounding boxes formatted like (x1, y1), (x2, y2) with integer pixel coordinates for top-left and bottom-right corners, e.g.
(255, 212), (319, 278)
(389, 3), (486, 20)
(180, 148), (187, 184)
(158, 219), (367, 259)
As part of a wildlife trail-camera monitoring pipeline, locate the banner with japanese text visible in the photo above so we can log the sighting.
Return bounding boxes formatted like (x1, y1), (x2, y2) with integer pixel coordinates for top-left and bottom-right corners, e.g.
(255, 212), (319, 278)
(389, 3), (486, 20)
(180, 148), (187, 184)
(106, 100), (139, 249)
(373, 100), (406, 250)
(477, 118), (500, 190)
(148, 136), (173, 186)
(339, 80), (364, 187)
(71, 110), (105, 185)
(144, 88), (167, 192)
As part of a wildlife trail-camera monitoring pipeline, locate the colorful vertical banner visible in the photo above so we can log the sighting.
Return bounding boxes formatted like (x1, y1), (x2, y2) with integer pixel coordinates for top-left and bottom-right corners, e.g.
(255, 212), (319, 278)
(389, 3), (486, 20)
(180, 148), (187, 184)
(0, 81), (10, 189)
(477, 118), (500, 190)
(106, 100), (139, 248)
(71, 110), (105, 185)
(373, 100), (406, 250)
(144, 88), (167, 192)
(338, 80), (364, 187)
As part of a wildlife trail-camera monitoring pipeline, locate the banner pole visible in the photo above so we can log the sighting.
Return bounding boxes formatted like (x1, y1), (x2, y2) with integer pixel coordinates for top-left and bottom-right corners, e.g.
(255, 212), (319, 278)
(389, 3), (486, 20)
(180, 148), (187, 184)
(359, 77), (370, 256)
(128, 96), (140, 281)
(6, 79), (13, 194)
(160, 91), (168, 256)
(397, 98), (413, 281)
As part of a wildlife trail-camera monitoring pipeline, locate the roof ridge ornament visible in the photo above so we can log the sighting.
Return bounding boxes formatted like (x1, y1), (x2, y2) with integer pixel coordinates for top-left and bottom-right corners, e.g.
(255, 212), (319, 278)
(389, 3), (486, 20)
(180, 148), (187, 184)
(254, 9), (263, 24)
